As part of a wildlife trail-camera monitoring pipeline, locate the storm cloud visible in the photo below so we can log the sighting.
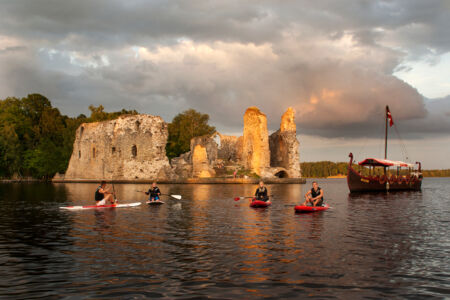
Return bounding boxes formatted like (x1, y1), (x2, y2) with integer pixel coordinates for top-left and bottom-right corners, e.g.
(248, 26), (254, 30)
(0, 0), (449, 139)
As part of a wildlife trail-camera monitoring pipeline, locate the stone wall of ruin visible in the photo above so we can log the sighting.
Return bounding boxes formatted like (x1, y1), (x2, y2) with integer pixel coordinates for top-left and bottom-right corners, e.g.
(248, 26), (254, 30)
(64, 114), (173, 180)
(216, 133), (240, 162)
(190, 135), (217, 177)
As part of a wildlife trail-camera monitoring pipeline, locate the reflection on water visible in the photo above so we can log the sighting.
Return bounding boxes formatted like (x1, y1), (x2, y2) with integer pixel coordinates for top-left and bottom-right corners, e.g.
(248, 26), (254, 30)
(94, 209), (117, 231)
(0, 179), (449, 299)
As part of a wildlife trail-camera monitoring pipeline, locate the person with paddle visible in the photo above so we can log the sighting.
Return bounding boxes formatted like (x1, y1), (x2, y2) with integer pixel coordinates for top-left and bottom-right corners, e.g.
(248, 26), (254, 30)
(145, 182), (161, 202)
(254, 181), (269, 202)
(95, 181), (116, 206)
(302, 181), (324, 207)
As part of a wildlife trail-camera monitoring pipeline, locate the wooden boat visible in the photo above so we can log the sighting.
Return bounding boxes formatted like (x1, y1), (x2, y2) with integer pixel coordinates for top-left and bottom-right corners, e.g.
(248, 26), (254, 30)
(347, 154), (422, 192)
(347, 106), (423, 193)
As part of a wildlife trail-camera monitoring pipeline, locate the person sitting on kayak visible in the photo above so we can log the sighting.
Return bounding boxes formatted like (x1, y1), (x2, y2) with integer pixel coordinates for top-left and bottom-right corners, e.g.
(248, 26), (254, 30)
(145, 182), (161, 202)
(254, 181), (269, 202)
(95, 181), (115, 205)
(303, 181), (324, 207)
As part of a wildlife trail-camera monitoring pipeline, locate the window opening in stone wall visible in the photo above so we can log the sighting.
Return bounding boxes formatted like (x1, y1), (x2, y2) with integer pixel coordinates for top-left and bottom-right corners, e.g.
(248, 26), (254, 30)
(78, 151), (81, 159)
(132, 145), (137, 158)
(93, 148), (96, 158)
(112, 147), (116, 154)
(135, 120), (141, 131)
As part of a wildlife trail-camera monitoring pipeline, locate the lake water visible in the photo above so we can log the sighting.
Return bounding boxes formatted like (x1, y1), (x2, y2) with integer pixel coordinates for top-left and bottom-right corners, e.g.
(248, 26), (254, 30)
(0, 178), (449, 299)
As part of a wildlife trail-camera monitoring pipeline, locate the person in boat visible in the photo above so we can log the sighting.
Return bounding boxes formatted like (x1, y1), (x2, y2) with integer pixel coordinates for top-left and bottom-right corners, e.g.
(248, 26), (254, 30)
(145, 182), (161, 202)
(95, 181), (116, 205)
(254, 181), (269, 202)
(303, 181), (324, 207)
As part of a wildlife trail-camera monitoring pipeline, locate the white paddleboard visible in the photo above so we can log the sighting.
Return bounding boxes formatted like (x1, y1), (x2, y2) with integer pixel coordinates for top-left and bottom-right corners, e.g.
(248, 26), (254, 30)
(60, 202), (141, 210)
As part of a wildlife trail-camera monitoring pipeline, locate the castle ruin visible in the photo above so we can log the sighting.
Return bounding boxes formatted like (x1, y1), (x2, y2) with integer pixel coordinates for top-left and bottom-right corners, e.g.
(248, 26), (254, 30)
(62, 107), (301, 181)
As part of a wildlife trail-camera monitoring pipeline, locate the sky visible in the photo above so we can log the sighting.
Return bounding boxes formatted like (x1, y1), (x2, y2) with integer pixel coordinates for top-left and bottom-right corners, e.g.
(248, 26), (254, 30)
(0, 0), (449, 168)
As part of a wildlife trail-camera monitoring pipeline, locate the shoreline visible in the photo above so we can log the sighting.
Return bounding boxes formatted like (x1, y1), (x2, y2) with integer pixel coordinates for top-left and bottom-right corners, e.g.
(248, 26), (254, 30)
(0, 178), (306, 184)
(3, 176), (450, 184)
(51, 178), (306, 184)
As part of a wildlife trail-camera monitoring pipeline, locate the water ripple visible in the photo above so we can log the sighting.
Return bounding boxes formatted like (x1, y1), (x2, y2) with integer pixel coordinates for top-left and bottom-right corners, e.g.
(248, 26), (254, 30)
(0, 180), (448, 299)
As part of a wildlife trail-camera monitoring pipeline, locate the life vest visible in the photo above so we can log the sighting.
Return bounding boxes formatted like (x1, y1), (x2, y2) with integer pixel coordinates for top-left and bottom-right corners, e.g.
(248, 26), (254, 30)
(95, 185), (103, 201)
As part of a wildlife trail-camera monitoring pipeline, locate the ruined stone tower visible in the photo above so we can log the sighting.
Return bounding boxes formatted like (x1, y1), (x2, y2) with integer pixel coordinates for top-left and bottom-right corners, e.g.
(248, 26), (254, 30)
(241, 107), (271, 176)
(269, 107), (301, 178)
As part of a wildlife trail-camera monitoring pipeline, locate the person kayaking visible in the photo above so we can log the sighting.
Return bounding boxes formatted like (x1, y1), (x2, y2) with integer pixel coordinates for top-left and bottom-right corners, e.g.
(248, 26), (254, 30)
(145, 182), (161, 202)
(95, 181), (116, 205)
(302, 181), (324, 207)
(254, 181), (269, 202)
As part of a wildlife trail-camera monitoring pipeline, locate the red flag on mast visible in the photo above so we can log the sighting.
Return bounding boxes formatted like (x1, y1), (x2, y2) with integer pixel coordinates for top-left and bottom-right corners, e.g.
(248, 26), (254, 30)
(386, 106), (394, 127)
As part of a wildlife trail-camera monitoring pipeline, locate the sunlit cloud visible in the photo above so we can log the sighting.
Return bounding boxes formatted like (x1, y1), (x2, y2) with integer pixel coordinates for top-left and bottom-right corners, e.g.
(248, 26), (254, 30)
(0, 0), (449, 167)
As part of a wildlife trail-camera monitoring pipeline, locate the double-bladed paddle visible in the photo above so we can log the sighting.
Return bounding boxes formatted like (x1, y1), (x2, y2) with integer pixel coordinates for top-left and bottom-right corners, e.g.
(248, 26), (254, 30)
(112, 183), (118, 203)
(234, 195), (274, 201)
(136, 190), (182, 200)
(233, 196), (254, 201)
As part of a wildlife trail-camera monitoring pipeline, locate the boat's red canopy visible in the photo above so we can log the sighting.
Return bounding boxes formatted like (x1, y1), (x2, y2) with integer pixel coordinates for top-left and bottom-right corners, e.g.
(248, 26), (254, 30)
(358, 158), (414, 168)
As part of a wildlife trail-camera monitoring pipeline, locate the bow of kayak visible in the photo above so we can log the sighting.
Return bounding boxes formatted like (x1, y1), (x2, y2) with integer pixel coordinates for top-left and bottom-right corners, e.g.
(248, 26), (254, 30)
(250, 200), (272, 208)
(294, 203), (329, 213)
(60, 202), (141, 210)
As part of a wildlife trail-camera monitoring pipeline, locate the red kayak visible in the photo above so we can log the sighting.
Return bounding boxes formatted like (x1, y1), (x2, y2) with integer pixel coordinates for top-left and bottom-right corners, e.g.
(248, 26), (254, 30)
(250, 200), (272, 208)
(294, 203), (329, 213)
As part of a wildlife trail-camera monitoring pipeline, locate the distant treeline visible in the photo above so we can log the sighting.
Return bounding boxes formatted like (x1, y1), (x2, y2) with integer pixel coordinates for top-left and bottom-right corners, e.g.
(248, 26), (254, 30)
(0, 94), (137, 179)
(421, 169), (450, 177)
(301, 161), (450, 178)
(301, 161), (349, 178)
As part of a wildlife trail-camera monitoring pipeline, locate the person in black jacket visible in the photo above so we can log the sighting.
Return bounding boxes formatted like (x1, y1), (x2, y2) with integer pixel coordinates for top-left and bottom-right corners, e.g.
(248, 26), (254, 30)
(254, 181), (269, 202)
(94, 181), (116, 205)
(145, 182), (161, 202)
(302, 181), (324, 207)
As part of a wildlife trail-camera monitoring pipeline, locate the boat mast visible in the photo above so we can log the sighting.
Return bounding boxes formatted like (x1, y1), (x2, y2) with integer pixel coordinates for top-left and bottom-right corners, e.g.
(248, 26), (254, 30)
(385, 105), (389, 159)
(384, 105), (389, 176)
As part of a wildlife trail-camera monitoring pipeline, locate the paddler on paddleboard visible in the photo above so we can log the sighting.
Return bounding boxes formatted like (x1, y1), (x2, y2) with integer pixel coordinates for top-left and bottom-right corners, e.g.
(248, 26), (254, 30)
(254, 181), (269, 202)
(95, 181), (116, 205)
(302, 181), (324, 207)
(145, 182), (161, 202)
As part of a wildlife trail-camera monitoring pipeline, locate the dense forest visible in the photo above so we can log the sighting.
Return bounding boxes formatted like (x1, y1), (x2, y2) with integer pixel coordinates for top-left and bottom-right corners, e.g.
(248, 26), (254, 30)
(301, 161), (450, 178)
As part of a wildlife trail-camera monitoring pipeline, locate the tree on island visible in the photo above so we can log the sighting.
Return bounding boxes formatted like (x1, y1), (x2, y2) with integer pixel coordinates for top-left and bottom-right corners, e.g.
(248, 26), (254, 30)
(88, 104), (138, 122)
(166, 109), (216, 159)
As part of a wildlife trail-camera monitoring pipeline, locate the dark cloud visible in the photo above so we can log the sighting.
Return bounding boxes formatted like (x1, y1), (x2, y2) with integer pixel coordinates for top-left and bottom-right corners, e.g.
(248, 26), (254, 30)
(0, 0), (449, 141)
